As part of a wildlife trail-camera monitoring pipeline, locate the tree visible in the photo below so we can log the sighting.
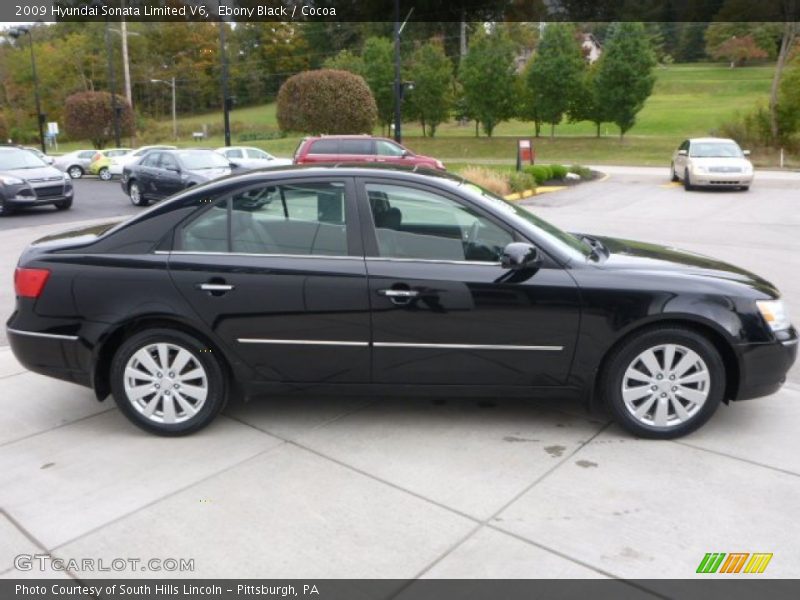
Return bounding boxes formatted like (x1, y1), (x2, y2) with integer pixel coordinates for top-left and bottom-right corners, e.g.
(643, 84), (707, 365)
(525, 23), (585, 137)
(777, 54), (800, 140)
(709, 35), (769, 67)
(770, 22), (799, 140)
(361, 37), (395, 134)
(458, 28), (517, 137)
(406, 41), (453, 137)
(595, 22), (656, 140)
(323, 49), (366, 78)
(276, 69), (377, 135)
(569, 62), (606, 137)
(64, 91), (134, 148)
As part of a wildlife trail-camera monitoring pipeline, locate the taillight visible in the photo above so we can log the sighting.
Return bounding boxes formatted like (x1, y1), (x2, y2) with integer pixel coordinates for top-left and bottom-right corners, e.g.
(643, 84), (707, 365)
(15, 268), (50, 298)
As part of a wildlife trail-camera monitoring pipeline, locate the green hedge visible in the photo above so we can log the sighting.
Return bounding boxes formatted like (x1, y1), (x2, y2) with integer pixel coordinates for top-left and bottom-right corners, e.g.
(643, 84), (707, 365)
(508, 171), (536, 193)
(523, 163), (570, 184)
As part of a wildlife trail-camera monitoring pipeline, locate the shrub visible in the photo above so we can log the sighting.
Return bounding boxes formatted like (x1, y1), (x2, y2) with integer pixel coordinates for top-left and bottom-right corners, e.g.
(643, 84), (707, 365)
(276, 69), (378, 134)
(508, 171), (536, 194)
(550, 164), (568, 180)
(524, 164), (553, 185)
(569, 164), (593, 179)
(237, 130), (286, 142)
(0, 112), (8, 141)
(459, 166), (510, 196)
(64, 91), (135, 148)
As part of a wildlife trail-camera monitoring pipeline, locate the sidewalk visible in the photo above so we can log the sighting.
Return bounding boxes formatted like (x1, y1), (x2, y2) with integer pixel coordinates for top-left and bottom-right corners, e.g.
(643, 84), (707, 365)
(1, 346), (799, 581)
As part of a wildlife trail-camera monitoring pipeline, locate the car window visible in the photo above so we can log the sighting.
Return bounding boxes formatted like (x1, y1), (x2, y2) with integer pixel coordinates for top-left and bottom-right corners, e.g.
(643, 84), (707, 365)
(140, 152), (161, 167)
(177, 151), (230, 170)
(225, 149), (244, 159)
(179, 182), (349, 257)
(375, 140), (406, 157)
(159, 154), (180, 171)
(366, 183), (513, 262)
(309, 140), (338, 154)
(247, 149), (270, 160)
(79, 150), (96, 159)
(339, 139), (373, 154)
(107, 149), (128, 157)
(689, 142), (743, 158)
(0, 148), (45, 169)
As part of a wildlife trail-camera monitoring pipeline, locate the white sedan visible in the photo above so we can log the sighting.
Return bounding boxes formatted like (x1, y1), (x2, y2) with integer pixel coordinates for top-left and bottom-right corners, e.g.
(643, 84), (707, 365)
(215, 146), (292, 170)
(671, 137), (754, 191)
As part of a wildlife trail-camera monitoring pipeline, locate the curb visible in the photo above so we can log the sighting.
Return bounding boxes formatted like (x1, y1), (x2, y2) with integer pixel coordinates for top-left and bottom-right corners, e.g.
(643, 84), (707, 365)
(504, 186), (568, 202)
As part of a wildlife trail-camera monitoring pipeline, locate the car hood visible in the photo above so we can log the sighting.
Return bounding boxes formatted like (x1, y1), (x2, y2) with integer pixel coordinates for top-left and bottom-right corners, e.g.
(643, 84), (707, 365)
(591, 235), (778, 296)
(189, 167), (232, 181)
(1, 166), (66, 182)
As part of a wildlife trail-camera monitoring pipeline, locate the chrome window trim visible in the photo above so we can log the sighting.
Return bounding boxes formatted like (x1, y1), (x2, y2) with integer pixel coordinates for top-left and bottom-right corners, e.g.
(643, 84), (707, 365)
(373, 342), (563, 351)
(366, 257), (502, 267)
(6, 328), (79, 341)
(238, 338), (369, 347)
(156, 250), (361, 261)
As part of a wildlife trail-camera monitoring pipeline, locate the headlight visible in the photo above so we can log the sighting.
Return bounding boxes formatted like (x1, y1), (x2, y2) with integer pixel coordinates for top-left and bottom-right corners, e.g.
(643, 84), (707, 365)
(756, 299), (791, 332)
(693, 165), (708, 174)
(0, 175), (24, 185)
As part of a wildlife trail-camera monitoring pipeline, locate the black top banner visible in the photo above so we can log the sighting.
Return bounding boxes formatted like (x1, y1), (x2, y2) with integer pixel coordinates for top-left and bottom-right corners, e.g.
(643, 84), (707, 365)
(4, 0), (800, 23)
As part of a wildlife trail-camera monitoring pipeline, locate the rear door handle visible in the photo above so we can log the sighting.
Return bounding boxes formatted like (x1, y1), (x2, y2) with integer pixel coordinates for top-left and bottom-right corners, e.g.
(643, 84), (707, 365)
(378, 289), (419, 298)
(199, 283), (234, 291)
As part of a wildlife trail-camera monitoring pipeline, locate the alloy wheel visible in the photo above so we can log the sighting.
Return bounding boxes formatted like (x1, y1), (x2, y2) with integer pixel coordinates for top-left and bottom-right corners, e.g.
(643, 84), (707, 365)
(129, 182), (141, 205)
(620, 343), (710, 429)
(99, 168), (112, 181)
(123, 342), (208, 425)
(68, 166), (83, 179)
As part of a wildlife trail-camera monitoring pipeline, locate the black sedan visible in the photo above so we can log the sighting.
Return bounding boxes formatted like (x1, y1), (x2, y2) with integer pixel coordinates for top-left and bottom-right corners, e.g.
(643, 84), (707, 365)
(0, 146), (74, 216)
(120, 149), (235, 206)
(6, 166), (797, 438)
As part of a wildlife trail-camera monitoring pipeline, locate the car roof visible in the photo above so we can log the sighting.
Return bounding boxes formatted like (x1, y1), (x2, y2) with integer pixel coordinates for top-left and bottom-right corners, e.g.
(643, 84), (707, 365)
(688, 137), (737, 144)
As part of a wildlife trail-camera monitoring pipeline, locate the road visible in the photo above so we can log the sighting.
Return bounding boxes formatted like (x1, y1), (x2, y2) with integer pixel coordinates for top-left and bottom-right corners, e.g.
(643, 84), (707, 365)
(1, 167), (799, 581)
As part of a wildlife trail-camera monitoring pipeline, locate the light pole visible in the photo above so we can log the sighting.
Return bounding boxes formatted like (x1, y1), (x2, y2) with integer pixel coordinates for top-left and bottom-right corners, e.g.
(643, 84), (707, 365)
(151, 78), (177, 140)
(104, 19), (122, 148)
(217, 3), (232, 147)
(7, 27), (45, 153)
(392, 2), (413, 144)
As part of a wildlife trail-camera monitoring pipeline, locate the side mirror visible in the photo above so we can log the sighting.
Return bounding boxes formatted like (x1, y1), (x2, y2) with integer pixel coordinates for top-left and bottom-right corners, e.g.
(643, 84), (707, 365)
(228, 161), (240, 169)
(501, 242), (541, 271)
(677, 149), (688, 156)
(401, 150), (411, 158)
(743, 150), (751, 157)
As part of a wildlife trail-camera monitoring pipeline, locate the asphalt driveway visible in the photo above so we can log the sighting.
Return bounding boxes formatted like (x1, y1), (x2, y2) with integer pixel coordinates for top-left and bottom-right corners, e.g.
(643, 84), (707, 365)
(1, 168), (798, 584)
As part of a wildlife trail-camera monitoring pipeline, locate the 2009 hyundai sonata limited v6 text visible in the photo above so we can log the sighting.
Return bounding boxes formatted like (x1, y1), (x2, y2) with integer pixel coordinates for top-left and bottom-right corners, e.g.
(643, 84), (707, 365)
(6, 166), (797, 438)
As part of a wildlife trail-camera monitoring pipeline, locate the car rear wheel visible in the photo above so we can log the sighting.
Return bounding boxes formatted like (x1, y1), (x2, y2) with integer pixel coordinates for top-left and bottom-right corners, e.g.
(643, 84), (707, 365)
(99, 167), (112, 181)
(602, 326), (724, 439)
(54, 198), (72, 210)
(683, 169), (693, 191)
(129, 181), (148, 207)
(67, 165), (83, 179)
(110, 328), (227, 436)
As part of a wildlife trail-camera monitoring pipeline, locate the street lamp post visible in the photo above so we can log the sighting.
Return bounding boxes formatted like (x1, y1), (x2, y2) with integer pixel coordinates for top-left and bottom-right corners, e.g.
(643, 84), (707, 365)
(218, 19), (232, 147)
(104, 19), (122, 148)
(392, 1), (413, 144)
(7, 27), (45, 153)
(151, 78), (177, 140)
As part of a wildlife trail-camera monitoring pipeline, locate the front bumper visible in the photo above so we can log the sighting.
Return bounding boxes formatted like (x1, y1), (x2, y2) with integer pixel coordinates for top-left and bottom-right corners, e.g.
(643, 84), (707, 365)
(691, 171), (754, 187)
(1, 182), (73, 207)
(734, 328), (798, 400)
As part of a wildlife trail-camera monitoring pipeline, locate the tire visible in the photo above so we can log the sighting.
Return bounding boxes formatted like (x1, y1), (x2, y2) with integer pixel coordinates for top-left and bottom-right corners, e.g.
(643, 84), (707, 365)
(67, 165), (83, 179)
(128, 181), (149, 207)
(601, 326), (724, 439)
(99, 167), (112, 181)
(0, 198), (14, 217)
(110, 328), (227, 436)
(54, 198), (72, 210)
(670, 164), (679, 182)
(740, 186), (750, 191)
(683, 169), (693, 191)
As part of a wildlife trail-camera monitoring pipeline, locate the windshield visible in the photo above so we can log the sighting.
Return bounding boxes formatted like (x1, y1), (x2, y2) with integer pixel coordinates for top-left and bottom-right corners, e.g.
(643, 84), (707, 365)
(0, 149), (47, 170)
(178, 151), (231, 170)
(452, 178), (592, 259)
(689, 142), (743, 158)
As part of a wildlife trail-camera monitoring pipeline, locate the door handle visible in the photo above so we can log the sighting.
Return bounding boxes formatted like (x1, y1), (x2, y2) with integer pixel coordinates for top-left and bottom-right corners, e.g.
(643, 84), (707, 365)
(378, 289), (419, 298)
(197, 282), (234, 296)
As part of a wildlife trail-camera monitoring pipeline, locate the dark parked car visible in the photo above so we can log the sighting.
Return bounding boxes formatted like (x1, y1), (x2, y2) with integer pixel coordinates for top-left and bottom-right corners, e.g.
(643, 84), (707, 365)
(121, 149), (234, 206)
(0, 147), (74, 216)
(294, 135), (445, 170)
(7, 166), (796, 437)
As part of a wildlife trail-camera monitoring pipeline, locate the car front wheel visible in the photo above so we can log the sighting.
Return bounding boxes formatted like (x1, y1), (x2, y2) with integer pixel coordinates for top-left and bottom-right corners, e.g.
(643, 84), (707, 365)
(110, 328), (227, 435)
(670, 164), (679, 182)
(67, 166), (83, 179)
(54, 198), (72, 210)
(602, 326), (724, 439)
(99, 167), (112, 181)
(683, 169), (694, 191)
(129, 181), (148, 207)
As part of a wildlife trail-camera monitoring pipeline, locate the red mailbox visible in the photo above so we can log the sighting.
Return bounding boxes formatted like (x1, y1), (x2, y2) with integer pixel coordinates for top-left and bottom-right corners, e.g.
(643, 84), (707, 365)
(516, 138), (534, 171)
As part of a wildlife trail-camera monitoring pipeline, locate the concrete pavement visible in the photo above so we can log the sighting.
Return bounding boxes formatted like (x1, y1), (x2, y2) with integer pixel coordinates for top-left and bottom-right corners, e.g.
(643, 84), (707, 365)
(1, 168), (799, 582)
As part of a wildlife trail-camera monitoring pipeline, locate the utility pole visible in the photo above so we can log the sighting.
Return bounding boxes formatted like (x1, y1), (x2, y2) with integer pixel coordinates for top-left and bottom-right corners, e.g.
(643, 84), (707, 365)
(105, 20), (122, 147)
(120, 16), (132, 107)
(7, 27), (45, 152)
(218, 18), (232, 147)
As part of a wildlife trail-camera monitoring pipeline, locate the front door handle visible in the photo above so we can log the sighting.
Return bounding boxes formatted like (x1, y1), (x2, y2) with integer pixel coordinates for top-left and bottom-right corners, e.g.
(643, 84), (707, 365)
(197, 281), (234, 296)
(377, 288), (419, 306)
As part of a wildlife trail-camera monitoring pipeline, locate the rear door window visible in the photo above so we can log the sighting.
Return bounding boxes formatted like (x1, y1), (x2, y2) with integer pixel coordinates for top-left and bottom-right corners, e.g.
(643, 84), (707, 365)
(309, 140), (339, 155)
(339, 139), (374, 155)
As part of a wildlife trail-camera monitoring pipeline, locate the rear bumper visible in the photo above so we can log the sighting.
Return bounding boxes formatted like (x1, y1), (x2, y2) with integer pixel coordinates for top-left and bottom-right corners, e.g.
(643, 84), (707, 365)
(734, 329), (798, 400)
(6, 325), (92, 388)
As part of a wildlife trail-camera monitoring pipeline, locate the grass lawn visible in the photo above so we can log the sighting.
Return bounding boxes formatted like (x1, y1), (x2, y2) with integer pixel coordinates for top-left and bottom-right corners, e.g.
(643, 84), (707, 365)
(54, 63), (793, 168)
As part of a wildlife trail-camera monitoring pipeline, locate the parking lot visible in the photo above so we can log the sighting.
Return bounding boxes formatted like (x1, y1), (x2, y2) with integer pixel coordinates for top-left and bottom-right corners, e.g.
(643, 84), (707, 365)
(1, 168), (799, 584)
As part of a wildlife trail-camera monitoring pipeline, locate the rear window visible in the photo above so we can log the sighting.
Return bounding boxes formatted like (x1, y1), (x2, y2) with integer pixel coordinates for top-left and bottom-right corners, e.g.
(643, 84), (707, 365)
(309, 140), (339, 155)
(339, 139), (373, 154)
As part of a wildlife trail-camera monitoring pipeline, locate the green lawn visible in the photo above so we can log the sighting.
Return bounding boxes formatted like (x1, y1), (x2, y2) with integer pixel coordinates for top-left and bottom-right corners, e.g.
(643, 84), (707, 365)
(56, 62), (791, 167)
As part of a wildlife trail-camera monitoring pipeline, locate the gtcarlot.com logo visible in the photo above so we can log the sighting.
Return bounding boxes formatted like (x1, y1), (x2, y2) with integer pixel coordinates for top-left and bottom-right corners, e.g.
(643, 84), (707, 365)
(14, 554), (195, 573)
(696, 552), (773, 574)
